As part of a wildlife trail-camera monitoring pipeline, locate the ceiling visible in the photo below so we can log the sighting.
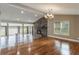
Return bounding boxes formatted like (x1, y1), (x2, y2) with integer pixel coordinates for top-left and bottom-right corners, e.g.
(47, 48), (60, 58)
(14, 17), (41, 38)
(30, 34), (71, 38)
(0, 3), (43, 23)
(0, 3), (79, 23)
(22, 3), (79, 15)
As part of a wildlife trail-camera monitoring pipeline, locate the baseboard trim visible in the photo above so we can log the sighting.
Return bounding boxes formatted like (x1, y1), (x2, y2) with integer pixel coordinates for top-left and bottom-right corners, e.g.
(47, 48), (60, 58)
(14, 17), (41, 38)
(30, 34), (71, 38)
(48, 35), (79, 43)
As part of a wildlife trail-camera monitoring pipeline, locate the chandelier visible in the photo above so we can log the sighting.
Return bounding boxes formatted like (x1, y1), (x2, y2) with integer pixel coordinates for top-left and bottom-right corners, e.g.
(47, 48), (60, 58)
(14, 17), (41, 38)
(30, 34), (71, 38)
(44, 9), (54, 19)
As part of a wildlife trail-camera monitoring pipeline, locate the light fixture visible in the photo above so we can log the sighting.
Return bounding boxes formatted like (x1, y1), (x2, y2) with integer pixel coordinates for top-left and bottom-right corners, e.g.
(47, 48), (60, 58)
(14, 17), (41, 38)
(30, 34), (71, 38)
(35, 14), (38, 17)
(44, 9), (54, 19)
(21, 10), (24, 14)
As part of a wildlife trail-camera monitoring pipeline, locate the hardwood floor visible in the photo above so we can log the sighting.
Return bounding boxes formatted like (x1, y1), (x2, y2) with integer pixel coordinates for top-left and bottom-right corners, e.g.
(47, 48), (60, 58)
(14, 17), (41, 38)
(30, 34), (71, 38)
(0, 37), (79, 55)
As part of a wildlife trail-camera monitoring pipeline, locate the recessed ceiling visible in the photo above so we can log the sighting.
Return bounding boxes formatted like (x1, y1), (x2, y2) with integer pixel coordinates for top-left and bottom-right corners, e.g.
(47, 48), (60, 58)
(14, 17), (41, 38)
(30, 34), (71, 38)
(0, 3), (79, 23)
(0, 3), (43, 23)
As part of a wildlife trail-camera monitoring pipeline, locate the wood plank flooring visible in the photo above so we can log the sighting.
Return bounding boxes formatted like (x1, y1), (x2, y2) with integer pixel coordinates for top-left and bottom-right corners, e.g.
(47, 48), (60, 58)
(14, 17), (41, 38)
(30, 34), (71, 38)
(0, 37), (79, 55)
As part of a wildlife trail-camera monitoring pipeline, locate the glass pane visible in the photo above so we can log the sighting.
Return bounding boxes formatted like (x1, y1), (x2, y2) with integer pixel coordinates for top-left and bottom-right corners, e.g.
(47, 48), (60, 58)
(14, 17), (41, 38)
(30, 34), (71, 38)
(23, 25), (33, 43)
(61, 21), (69, 35)
(24, 26), (28, 43)
(0, 27), (5, 36)
(20, 26), (22, 34)
(19, 26), (23, 43)
(8, 35), (16, 47)
(24, 26), (27, 34)
(0, 26), (6, 49)
(9, 23), (22, 26)
(9, 27), (18, 35)
(54, 22), (61, 34)
(8, 27), (18, 47)
(28, 26), (32, 34)
(1, 22), (7, 26)
(19, 34), (23, 43)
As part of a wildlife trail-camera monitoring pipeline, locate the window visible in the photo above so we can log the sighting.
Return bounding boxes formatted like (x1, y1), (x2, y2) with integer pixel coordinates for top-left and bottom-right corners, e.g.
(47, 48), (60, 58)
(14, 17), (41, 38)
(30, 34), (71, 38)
(54, 21), (69, 36)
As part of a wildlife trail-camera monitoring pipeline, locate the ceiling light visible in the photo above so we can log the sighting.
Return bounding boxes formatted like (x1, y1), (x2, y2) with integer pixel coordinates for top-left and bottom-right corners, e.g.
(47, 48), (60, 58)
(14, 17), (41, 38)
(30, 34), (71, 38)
(35, 14), (38, 17)
(44, 9), (54, 19)
(44, 13), (54, 19)
(21, 10), (24, 14)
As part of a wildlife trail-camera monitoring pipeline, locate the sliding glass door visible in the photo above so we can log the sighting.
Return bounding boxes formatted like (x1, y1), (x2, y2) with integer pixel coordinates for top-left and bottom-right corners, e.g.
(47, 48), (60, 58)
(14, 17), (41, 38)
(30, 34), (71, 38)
(0, 22), (7, 49)
(8, 26), (18, 47)
(0, 22), (34, 49)
(8, 23), (23, 46)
